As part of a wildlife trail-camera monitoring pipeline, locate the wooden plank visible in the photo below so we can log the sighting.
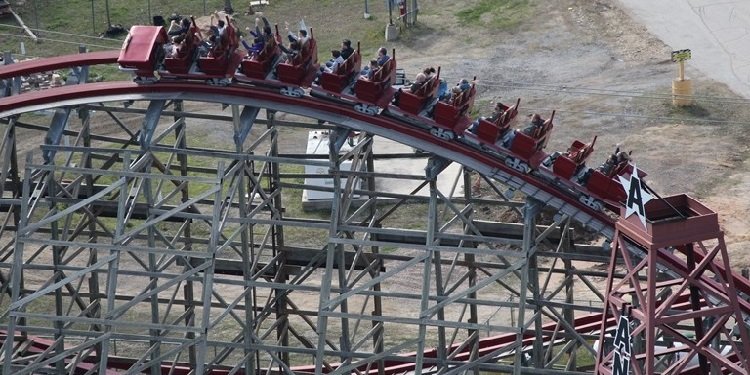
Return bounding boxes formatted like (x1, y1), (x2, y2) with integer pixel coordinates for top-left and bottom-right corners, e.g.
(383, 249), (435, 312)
(10, 10), (37, 42)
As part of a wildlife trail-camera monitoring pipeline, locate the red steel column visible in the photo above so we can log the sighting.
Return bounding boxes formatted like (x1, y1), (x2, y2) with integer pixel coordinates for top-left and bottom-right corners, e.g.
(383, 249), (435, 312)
(596, 194), (750, 375)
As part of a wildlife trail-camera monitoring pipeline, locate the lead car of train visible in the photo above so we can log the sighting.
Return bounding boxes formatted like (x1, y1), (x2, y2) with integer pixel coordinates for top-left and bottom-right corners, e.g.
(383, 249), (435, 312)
(117, 23), (645, 214)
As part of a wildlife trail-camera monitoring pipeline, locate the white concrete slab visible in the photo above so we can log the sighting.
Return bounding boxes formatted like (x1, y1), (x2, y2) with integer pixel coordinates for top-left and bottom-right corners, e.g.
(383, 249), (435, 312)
(301, 131), (467, 210)
(371, 135), (467, 199)
(616, 0), (750, 98)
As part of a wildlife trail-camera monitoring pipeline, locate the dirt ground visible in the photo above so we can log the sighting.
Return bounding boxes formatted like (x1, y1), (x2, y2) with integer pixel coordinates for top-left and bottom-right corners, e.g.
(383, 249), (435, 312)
(389, 0), (750, 267)
(186, 0), (750, 267)
(8, 0), (750, 266)
(256, 0), (750, 265)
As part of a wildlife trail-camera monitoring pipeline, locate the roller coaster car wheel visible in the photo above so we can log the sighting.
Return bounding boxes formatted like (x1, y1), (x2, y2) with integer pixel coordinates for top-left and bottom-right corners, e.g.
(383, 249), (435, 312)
(354, 103), (379, 116)
(541, 155), (555, 168)
(505, 157), (530, 173)
(280, 86), (305, 98)
(430, 127), (454, 140)
(207, 78), (231, 86)
(578, 195), (603, 212)
(134, 76), (157, 85)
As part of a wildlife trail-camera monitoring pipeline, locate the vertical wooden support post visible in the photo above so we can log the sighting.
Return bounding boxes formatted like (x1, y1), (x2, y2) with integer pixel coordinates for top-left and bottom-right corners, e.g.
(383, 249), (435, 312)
(671, 49), (693, 106)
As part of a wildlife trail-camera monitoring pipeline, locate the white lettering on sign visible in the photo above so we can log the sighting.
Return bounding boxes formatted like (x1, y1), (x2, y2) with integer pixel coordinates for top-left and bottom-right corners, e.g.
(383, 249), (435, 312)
(611, 315), (632, 375)
(619, 163), (652, 227)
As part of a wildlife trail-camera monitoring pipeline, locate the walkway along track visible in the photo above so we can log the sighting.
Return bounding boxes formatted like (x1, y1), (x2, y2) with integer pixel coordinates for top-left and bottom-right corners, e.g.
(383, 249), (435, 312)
(0, 52), (749, 374)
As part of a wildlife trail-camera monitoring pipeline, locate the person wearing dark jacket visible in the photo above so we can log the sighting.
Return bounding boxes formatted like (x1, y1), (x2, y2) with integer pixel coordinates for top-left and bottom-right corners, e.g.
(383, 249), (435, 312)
(340, 39), (355, 60)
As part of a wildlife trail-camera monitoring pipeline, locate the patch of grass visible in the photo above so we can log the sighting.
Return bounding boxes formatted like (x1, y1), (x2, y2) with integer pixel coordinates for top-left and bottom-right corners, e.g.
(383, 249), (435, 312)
(395, 22), (438, 46)
(472, 98), (492, 118)
(90, 64), (132, 83)
(277, 163), (331, 248)
(379, 202), (429, 231)
(666, 103), (710, 118)
(456, 0), (533, 30)
(316, 17), (387, 71)
(0, 0), (400, 60)
(361, 20), (389, 51)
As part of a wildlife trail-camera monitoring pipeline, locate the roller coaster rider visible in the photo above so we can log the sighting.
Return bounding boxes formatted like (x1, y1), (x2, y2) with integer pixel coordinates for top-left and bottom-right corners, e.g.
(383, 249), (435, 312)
(339, 39), (355, 60)
(198, 26), (221, 57)
(522, 113), (544, 136)
(578, 148), (630, 184)
(468, 101), (510, 133)
(597, 149), (629, 177)
(248, 16), (273, 42)
(501, 113), (544, 148)
(167, 17), (191, 40)
(360, 47), (390, 78)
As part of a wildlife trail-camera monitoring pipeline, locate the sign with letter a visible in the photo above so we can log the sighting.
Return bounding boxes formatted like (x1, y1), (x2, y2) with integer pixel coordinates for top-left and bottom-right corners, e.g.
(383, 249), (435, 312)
(611, 315), (632, 375)
(619, 163), (652, 227)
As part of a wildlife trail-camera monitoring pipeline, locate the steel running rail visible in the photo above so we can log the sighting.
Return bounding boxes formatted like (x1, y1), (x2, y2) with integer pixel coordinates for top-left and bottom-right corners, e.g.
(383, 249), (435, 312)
(0, 50), (120, 80)
(0, 80), (616, 232)
(0, 52), (618, 238)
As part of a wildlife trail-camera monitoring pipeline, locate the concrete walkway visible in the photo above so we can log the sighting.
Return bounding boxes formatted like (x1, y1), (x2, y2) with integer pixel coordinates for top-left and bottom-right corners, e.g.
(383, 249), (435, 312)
(616, 0), (750, 98)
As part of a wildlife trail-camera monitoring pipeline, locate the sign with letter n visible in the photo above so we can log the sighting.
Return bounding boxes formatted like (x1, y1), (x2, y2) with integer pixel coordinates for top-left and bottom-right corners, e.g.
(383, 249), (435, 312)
(611, 315), (632, 375)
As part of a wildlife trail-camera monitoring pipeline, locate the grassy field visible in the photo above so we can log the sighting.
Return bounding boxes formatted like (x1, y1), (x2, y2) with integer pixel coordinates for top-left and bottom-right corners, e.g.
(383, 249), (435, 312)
(0, 0), (535, 246)
(456, 0), (531, 29)
(0, 1), (398, 57)
(0, 0), (528, 78)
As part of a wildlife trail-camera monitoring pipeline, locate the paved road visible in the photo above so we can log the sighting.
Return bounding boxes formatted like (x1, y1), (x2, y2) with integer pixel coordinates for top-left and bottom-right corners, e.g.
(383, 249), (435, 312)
(616, 0), (750, 98)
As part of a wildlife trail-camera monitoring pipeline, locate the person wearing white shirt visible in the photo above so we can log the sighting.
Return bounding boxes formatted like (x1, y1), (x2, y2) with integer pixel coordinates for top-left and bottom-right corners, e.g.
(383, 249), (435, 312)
(323, 50), (345, 73)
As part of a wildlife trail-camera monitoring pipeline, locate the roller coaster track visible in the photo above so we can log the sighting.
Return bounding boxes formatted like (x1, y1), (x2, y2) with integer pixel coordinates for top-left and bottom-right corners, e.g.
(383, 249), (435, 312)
(0, 52), (749, 375)
(1, 80), (615, 229)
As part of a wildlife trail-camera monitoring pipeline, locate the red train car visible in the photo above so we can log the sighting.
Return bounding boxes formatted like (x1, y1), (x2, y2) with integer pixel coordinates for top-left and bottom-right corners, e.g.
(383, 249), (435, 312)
(116, 21), (649, 216)
(118, 24), (243, 84)
(387, 70), (479, 141)
(163, 20), (202, 74)
(118, 25), (169, 81)
(311, 47), (397, 115)
(319, 47), (361, 93)
(239, 35), (282, 80)
(461, 98), (521, 149)
(583, 161), (646, 209)
(233, 28), (321, 97)
(394, 69), (440, 116)
(430, 83), (477, 139)
(551, 137), (596, 180)
(504, 111), (555, 173)
(351, 56), (397, 114)
(196, 21), (242, 78)
(275, 34), (319, 97)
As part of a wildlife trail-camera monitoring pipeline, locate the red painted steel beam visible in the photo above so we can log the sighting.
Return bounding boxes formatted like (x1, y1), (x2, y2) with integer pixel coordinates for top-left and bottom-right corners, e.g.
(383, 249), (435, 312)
(0, 80), (617, 231)
(0, 50), (120, 80)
